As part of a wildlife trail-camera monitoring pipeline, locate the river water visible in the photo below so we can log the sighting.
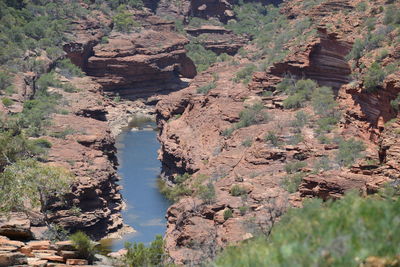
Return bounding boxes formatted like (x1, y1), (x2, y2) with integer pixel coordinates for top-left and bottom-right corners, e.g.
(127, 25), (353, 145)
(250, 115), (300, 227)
(111, 118), (170, 250)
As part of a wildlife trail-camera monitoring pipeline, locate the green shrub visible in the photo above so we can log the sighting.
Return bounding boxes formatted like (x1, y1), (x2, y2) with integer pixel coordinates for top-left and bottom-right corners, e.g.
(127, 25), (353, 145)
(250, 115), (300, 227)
(291, 111), (309, 128)
(384, 6), (400, 25)
(57, 59), (83, 78)
(36, 72), (61, 91)
(113, 5), (140, 33)
(241, 138), (252, 147)
(311, 86), (337, 117)
(287, 133), (304, 145)
(233, 64), (257, 84)
(197, 182), (216, 204)
(70, 231), (97, 263)
(62, 83), (78, 93)
(264, 131), (279, 146)
(363, 62), (386, 93)
(281, 172), (305, 193)
(214, 193), (400, 266)
(236, 103), (269, 129)
(124, 235), (164, 267)
(284, 161), (307, 174)
(175, 173), (191, 184)
(158, 178), (191, 203)
(282, 79), (318, 109)
(346, 38), (365, 60)
(197, 82), (216, 94)
(313, 156), (333, 172)
(390, 94), (400, 111)
(0, 71), (11, 91)
(230, 185), (247, 197)
(239, 206), (248, 216)
(43, 223), (69, 242)
(186, 42), (218, 72)
(336, 138), (365, 167)
(223, 209), (233, 220)
(1, 97), (13, 107)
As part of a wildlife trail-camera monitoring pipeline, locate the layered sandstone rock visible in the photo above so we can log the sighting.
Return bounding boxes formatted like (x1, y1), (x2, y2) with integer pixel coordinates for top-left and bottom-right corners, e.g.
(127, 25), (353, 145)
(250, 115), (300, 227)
(86, 30), (196, 99)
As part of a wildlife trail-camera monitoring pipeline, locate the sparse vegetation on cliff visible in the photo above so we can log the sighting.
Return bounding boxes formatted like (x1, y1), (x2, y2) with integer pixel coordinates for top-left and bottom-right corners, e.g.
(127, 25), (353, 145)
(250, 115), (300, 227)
(214, 192), (400, 266)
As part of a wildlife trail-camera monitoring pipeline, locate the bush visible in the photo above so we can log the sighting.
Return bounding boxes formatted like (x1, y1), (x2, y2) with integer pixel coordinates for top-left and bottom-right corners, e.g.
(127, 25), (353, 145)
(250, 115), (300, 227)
(230, 185), (247, 197)
(0, 71), (11, 91)
(223, 209), (233, 220)
(291, 111), (309, 128)
(57, 59), (83, 78)
(186, 42), (218, 72)
(284, 161), (307, 174)
(282, 79), (318, 109)
(390, 94), (400, 111)
(236, 103), (269, 129)
(36, 72), (61, 91)
(124, 235), (164, 267)
(70, 231), (97, 263)
(1, 97), (13, 107)
(241, 138), (252, 147)
(281, 172), (305, 193)
(197, 82), (216, 94)
(239, 206), (248, 216)
(363, 62), (386, 93)
(346, 38), (365, 60)
(264, 131), (279, 146)
(175, 173), (191, 184)
(233, 64), (257, 84)
(384, 6), (400, 25)
(311, 86), (337, 117)
(197, 182), (216, 204)
(158, 178), (191, 203)
(113, 5), (140, 33)
(336, 138), (365, 167)
(214, 193), (400, 266)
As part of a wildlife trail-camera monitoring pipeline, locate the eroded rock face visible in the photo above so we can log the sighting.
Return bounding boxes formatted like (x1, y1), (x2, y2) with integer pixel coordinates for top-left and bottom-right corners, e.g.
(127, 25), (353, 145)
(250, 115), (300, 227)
(86, 30), (196, 99)
(186, 25), (248, 55)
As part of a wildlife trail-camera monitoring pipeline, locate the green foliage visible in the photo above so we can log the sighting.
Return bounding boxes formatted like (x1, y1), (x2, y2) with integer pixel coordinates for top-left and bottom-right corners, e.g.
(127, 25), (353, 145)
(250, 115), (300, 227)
(214, 193), (400, 267)
(284, 161), (307, 174)
(313, 156), (333, 172)
(113, 5), (140, 33)
(239, 206), (248, 216)
(1, 97), (13, 107)
(197, 182), (216, 204)
(363, 62), (386, 93)
(241, 138), (252, 147)
(124, 235), (164, 267)
(197, 82), (216, 94)
(0, 71), (12, 91)
(281, 172), (305, 193)
(106, 0), (144, 9)
(223, 103), (269, 136)
(311, 86), (337, 117)
(175, 173), (191, 184)
(237, 103), (269, 129)
(43, 223), (69, 242)
(186, 42), (218, 73)
(36, 72), (61, 91)
(223, 209), (233, 221)
(383, 5), (400, 25)
(0, 159), (73, 213)
(291, 111), (309, 128)
(70, 231), (97, 263)
(56, 59), (83, 78)
(281, 79), (318, 109)
(264, 131), (279, 147)
(157, 178), (191, 203)
(233, 64), (257, 84)
(390, 94), (400, 111)
(336, 138), (365, 167)
(230, 185), (247, 197)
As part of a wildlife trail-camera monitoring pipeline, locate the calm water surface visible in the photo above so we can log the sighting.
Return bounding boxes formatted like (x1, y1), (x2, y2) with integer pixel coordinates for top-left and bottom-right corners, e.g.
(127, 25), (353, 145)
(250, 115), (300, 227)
(112, 119), (170, 250)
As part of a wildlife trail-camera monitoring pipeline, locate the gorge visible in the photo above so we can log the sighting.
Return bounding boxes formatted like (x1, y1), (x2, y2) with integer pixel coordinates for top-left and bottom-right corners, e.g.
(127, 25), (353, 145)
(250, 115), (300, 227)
(0, 0), (400, 266)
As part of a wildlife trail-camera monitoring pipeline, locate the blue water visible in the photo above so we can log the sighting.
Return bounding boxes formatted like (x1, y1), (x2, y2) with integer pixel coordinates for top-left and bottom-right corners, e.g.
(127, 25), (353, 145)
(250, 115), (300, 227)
(112, 120), (170, 250)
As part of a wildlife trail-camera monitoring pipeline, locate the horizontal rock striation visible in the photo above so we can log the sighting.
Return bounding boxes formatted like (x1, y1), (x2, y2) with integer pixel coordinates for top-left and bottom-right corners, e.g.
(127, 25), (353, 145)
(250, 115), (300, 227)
(86, 30), (196, 99)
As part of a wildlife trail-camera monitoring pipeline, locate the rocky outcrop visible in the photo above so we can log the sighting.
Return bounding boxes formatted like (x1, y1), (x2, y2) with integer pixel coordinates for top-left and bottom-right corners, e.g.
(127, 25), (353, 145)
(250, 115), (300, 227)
(86, 30), (196, 99)
(252, 29), (352, 91)
(186, 25), (248, 55)
(0, 236), (95, 267)
(63, 10), (112, 71)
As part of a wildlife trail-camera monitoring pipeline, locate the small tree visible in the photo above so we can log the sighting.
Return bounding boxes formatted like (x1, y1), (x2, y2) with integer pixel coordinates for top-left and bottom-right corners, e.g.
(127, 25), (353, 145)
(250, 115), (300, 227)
(197, 182), (216, 204)
(124, 235), (164, 267)
(113, 5), (140, 33)
(363, 62), (386, 93)
(0, 159), (73, 221)
(336, 138), (365, 167)
(70, 231), (97, 263)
